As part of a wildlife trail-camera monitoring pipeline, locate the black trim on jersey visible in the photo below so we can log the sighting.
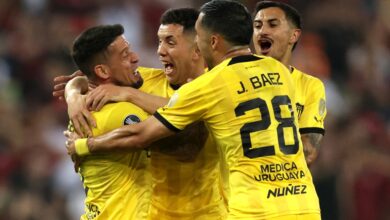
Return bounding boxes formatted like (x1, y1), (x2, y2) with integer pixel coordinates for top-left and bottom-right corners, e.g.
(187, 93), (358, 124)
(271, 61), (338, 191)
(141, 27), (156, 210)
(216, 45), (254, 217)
(169, 84), (180, 90)
(227, 55), (262, 66)
(153, 112), (181, 132)
(299, 127), (325, 135)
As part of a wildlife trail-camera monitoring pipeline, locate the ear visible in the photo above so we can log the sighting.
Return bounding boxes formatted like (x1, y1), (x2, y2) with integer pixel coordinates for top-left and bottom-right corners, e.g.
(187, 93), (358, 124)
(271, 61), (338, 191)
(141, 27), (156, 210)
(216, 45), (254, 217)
(210, 34), (219, 50)
(192, 45), (201, 60)
(290, 28), (301, 45)
(94, 64), (110, 80)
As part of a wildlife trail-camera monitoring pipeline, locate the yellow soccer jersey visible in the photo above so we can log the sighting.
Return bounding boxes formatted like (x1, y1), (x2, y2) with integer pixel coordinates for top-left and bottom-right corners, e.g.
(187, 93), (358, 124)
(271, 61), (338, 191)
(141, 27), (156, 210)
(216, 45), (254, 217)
(291, 67), (326, 134)
(138, 67), (227, 219)
(155, 55), (320, 219)
(76, 102), (150, 220)
(138, 66), (177, 97)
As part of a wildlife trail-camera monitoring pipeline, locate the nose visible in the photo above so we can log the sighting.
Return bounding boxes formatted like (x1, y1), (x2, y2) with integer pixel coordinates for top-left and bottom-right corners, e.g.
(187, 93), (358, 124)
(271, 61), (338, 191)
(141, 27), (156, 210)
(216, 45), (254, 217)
(157, 42), (167, 57)
(130, 52), (139, 64)
(258, 25), (270, 36)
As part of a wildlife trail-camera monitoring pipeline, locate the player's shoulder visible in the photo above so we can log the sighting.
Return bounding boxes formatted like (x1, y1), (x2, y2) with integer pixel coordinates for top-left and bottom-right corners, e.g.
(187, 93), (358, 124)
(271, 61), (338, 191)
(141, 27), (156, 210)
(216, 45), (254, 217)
(225, 54), (282, 66)
(96, 102), (147, 119)
(102, 102), (148, 124)
(193, 55), (286, 85)
(292, 67), (324, 87)
(138, 66), (164, 79)
(210, 54), (279, 72)
(251, 54), (286, 67)
(92, 102), (148, 135)
(226, 54), (288, 74)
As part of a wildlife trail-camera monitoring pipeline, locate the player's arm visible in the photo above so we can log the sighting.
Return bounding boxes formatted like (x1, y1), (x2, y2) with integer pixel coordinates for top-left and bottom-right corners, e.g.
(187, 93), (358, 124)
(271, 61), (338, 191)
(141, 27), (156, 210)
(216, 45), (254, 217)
(86, 84), (168, 114)
(67, 116), (175, 155)
(150, 121), (208, 162)
(299, 79), (327, 166)
(67, 122), (207, 162)
(86, 84), (207, 159)
(65, 76), (96, 137)
(301, 133), (323, 166)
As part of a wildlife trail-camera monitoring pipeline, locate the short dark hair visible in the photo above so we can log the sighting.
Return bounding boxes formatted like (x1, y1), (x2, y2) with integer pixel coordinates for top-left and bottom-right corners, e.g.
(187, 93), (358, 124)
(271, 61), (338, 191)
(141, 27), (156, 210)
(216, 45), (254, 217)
(71, 24), (124, 77)
(160, 8), (199, 35)
(254, 1), (302, 50)
(200, 0), (253, 46)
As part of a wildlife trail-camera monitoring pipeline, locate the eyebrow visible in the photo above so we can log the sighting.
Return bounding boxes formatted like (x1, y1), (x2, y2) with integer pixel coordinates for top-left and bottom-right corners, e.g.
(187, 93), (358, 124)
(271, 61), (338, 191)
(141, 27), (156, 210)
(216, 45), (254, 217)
(157, 30), (174, 38)
(254, 18), (279, 23)
(163, 35), (175, 41)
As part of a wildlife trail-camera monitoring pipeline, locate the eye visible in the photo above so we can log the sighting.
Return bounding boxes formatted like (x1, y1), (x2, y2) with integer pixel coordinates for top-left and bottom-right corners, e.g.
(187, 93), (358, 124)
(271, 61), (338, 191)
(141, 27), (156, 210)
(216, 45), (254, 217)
(122, 50), (130, 58)
(269, 21), (279, 27)
(254, 22), (262, 29)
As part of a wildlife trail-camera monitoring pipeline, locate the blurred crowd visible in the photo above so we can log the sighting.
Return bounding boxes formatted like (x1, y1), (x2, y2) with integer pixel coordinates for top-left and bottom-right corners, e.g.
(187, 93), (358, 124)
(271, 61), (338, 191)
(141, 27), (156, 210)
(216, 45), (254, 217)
(0, 0), (388, 219)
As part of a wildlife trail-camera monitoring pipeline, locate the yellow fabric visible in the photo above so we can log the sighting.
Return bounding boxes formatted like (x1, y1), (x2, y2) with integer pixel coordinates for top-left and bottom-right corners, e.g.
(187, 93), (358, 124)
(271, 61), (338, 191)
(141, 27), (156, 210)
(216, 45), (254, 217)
(75, 138), (89, 156)
(266, 213), (321, 220)
(138, 67), (176, 97)
(138, 67), (227, 219)
(291, 67), (326, 133)
(156, 55), (320, 219)
(75, 102), (150, 220)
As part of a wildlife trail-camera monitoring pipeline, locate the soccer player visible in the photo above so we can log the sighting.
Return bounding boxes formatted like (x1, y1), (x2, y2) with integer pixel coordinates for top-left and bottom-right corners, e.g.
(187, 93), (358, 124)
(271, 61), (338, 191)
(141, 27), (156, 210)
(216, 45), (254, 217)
(67, 24), (151, 219)
(59, 8), (227, 220)
(252, 1), (327, 165)
(66, 0), (321, 219)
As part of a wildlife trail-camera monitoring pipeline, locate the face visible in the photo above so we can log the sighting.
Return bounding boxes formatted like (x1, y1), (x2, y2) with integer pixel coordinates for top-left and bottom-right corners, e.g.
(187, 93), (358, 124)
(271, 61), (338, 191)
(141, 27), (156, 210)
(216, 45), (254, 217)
(157, 24), (197, 86)
(253, 7), (299, 63)
(106, 35), (142, 88)
(195, 13), (213, 69)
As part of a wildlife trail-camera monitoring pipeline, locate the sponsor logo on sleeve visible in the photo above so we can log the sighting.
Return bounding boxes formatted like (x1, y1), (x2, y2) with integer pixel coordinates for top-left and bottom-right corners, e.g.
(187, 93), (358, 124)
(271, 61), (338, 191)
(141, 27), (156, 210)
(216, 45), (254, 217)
(123, 114), (141, 125)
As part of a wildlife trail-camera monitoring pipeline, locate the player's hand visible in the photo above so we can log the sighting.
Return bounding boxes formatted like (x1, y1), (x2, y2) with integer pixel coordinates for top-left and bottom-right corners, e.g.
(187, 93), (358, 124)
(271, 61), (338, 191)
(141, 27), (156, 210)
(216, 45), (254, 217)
(64, 130), (79, 157)
(64, 130), (78, 157)
(53, 70), (84, 100)
(65, 140), (76, 156)
(86, 84), (130, 111)
(67, 94), (96, 137)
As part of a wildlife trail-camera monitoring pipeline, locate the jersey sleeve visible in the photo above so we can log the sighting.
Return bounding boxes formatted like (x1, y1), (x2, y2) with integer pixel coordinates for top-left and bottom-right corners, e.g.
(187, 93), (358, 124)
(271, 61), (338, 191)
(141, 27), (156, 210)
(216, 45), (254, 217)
(154, 79), (209, 132)
(92, 102), (149, 136)
(299, 78), (327, 135)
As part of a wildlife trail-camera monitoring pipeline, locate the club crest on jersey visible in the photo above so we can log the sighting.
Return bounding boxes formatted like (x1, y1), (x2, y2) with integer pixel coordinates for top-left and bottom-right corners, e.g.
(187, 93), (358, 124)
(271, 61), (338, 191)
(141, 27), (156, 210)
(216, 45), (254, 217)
(123, 114), (141, 125)
(296, 103), (304, 120)
(167, 92), (179, 107)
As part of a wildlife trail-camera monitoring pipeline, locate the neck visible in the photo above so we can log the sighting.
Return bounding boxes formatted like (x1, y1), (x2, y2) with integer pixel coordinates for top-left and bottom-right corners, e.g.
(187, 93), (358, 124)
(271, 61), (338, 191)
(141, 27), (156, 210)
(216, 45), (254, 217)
(192, 61), (205, 79)
(280, 49), (293, 67)
(281, 55), (293, 73)
(222, 45), (252, 61)
(179, 62), (205, 86)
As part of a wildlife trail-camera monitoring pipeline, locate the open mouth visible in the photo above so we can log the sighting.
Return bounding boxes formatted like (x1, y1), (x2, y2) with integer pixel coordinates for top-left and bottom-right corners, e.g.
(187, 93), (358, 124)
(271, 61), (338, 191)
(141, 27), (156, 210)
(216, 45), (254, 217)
(259, 38), (272, 54)
(131, 69), (143, 88)
(162, 61), (174, 75)
(133, 70), (140, 77)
